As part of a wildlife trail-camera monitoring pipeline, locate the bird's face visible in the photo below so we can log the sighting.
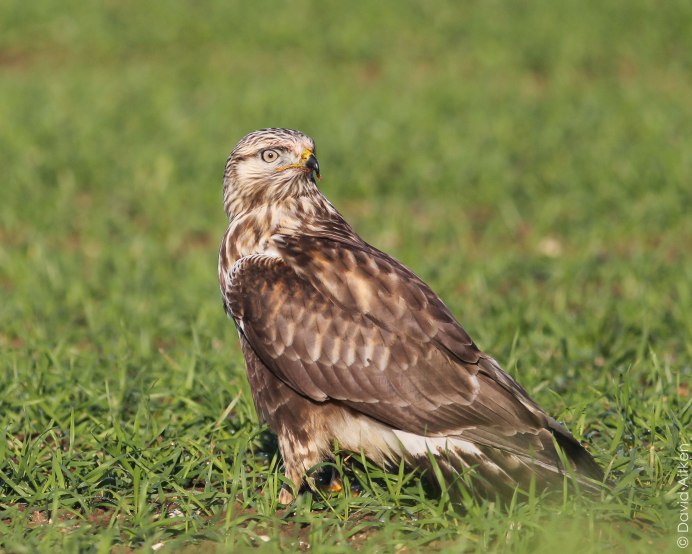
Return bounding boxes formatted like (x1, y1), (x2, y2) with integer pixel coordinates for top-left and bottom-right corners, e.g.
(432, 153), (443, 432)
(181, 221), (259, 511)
(223, 128), (320, 216)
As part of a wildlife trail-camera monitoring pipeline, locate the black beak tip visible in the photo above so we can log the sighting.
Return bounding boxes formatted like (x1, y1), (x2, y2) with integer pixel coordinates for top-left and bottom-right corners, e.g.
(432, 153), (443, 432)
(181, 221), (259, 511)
(306, 154), (321, 179)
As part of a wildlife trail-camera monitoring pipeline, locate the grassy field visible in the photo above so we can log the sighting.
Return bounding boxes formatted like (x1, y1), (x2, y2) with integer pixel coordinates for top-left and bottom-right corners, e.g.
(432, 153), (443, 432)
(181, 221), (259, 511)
(1, 0), (691, 552)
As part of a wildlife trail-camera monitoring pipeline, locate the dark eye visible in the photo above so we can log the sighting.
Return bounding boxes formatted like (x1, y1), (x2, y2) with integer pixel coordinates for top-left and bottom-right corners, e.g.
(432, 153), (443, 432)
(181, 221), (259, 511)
(260, 149), (279, 163)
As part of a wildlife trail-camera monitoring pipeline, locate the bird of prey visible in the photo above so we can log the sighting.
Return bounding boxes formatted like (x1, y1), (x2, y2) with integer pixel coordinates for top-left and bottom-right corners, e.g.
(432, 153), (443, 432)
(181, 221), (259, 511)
(218, 128), (603, 504)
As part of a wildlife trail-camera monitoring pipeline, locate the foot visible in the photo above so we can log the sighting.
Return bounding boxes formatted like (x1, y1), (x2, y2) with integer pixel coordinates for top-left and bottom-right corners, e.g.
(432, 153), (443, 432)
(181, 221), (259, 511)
(319, 474), (344, 493)
(277, 486), (295, 505)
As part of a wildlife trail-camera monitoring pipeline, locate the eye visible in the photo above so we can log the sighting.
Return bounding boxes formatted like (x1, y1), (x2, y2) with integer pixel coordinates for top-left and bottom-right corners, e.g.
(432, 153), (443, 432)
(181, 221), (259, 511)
(260, 149), (279, 163)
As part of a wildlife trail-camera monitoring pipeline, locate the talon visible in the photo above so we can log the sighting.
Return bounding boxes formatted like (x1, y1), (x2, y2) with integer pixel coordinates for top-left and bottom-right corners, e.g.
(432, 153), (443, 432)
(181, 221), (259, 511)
(322, 476), (344, 493)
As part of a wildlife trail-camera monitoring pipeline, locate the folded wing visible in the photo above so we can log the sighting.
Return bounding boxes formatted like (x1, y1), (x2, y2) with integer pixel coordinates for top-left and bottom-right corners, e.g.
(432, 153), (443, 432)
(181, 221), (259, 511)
(223, 235), (602, 486)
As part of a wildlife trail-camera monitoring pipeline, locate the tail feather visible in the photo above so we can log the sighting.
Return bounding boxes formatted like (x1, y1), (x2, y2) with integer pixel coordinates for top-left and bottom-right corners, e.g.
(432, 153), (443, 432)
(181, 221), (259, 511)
(393, 426), (603, 500)
(546, 417), (604, 483)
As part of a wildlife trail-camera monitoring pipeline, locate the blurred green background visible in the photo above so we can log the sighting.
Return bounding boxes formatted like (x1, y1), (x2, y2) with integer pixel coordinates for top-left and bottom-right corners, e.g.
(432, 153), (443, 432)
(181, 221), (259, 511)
(0, 1), (690, 552)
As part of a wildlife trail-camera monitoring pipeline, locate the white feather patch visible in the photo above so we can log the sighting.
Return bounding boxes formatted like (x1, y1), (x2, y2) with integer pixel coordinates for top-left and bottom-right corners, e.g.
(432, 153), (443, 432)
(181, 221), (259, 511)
(393, 430), (482, 459)
(329, 414), (403, 466)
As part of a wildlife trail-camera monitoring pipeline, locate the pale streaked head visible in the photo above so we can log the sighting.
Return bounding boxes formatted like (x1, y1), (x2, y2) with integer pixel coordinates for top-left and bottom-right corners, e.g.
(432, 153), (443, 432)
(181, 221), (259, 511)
(223, 128), (321, 218)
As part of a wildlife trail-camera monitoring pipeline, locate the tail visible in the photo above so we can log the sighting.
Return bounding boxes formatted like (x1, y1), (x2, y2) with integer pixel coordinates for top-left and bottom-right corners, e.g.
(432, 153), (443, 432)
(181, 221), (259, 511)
(546, 417), (604, 483)
(394, 424), (604, 500)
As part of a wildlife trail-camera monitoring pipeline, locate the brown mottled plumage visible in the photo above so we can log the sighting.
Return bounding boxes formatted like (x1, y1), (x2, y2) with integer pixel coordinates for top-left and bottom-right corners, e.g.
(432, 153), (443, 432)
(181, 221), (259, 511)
(218, 128), (603, 504)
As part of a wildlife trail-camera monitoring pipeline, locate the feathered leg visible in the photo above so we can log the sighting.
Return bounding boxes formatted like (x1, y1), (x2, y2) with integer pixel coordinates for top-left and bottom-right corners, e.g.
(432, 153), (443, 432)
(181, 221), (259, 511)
(276, 430), (325, 504)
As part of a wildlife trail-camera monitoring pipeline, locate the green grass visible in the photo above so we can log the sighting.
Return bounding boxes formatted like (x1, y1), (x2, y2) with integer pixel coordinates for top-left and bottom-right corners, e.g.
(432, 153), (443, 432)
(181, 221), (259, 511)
(1, 0), (690, 552)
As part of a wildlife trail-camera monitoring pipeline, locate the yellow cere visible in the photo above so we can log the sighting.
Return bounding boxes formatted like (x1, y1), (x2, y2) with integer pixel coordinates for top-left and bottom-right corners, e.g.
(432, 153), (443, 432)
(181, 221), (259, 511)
(275, 148), (314, 173)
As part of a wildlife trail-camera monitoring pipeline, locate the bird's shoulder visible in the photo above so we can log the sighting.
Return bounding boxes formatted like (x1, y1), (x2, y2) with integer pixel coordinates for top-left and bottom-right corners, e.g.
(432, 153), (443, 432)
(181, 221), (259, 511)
(223, 231), (480, 367)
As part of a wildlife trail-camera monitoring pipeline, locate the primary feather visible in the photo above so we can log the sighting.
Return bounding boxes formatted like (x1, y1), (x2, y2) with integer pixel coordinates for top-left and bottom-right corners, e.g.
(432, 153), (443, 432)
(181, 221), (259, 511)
(218, 128), (603, 504)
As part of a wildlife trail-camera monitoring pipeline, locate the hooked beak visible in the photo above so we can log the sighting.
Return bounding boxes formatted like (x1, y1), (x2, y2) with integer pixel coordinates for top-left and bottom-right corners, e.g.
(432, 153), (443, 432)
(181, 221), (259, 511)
(275, 148), (322, 180)
(305, 153), (321, 180)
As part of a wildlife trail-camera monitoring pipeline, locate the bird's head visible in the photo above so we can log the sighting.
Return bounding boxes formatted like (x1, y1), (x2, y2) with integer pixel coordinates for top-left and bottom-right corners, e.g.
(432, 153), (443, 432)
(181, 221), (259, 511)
(223, 128), (321, 218)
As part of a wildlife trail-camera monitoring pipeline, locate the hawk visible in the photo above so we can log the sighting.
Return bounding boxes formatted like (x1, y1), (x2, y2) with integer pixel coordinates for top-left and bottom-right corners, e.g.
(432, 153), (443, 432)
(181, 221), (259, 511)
(218, 128), (603, 504)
